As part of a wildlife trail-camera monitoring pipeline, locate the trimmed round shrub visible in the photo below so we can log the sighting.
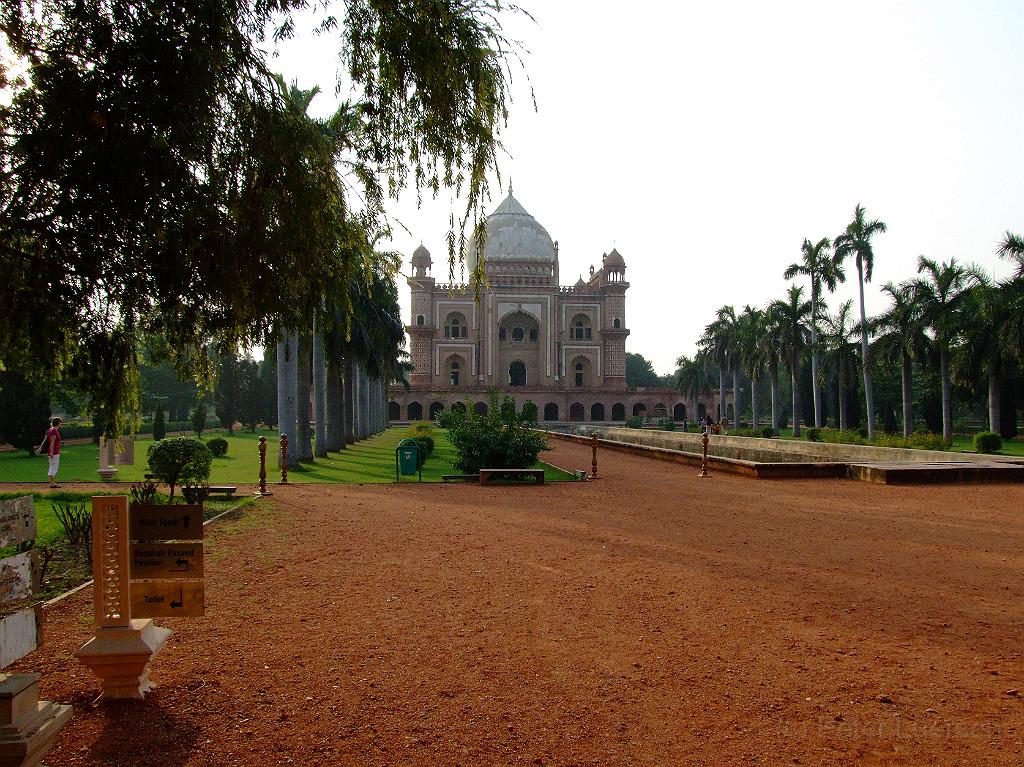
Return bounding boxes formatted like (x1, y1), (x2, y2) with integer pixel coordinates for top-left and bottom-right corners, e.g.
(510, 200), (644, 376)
(521, 400), (538, 424)
(973, 431), (1002, 454)
(414, 435), (434, 457)
(662, 420), (676, 431)
(147, 436), (213, 498)
(206, 436), (228, 457)
(805, 427), (822, 442)
(759, 426), (777, 439)
(624, 416), (643, 429)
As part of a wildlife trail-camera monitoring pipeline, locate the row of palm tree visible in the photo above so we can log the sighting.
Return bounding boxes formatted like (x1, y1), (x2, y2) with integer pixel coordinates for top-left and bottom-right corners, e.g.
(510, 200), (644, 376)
(271, 77), (409, 466)
(683, 203), (1024, 442)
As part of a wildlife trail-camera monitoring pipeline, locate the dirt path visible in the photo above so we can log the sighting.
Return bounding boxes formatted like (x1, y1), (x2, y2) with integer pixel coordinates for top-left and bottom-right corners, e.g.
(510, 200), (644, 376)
(16, 439), (1024, 765)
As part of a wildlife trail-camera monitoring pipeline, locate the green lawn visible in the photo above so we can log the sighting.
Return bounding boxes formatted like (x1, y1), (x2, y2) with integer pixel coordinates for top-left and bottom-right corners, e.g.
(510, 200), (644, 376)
(0, 428), (575, 485)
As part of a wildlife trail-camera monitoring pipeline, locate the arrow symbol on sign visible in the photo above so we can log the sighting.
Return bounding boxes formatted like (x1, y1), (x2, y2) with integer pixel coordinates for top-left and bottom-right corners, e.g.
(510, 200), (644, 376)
(172, 558), (189, 572)
(170, 589), (183, 609)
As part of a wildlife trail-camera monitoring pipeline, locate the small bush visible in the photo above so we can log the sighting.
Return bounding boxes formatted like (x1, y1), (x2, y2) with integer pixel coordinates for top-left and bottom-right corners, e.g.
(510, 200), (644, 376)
(819, 429), (864, 446)
(410, 421), (433, 435)
(435, 409), (452, 428)
(873, 433), (907, 448)
(662, 420), (676, 431)
(973, 431), (1002, 454)
(147, 436), (213, 498)
(759, 426), (777, 439)
(907, 431), (948, 452)
(413, 435), (434, 458)
(206, 436), (228, 457)
(521, 400), (539, 425)
(446, 390), (549, 474)
(805, 428), (822, 442)
(857, 426), (869, 439)
(624, 416), (643, 429)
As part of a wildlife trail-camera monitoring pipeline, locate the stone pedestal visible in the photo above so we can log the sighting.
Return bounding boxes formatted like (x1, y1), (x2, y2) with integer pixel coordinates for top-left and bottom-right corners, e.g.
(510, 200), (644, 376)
(0, 674), (72, 767)
(74, 620), (171, 699)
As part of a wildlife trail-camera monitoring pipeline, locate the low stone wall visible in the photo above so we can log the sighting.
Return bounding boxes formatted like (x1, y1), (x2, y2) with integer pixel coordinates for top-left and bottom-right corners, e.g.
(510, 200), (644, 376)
(571, 427), (1024, 466)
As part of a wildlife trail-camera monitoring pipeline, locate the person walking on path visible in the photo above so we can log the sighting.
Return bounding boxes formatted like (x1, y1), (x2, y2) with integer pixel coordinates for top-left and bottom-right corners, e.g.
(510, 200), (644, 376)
(38, 417), (62, 488)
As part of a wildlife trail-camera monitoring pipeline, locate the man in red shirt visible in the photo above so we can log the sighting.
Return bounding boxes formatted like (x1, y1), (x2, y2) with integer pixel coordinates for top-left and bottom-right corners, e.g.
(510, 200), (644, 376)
(38, 417), (62, 488)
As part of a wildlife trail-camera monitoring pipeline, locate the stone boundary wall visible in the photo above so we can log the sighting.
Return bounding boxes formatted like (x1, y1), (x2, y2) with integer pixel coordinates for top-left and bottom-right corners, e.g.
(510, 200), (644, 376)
(570, 427), (1024, 466)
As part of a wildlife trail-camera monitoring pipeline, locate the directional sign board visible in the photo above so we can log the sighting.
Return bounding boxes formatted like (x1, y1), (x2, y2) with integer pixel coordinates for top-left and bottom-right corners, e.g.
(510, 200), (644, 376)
(130, 543), (204, 580)
(129, 505), (203, 542)
(129, 502), (205, 620)
(0, 497), (41, 668)
(130, 581), (205, 618)
(0, 497), (36, 549)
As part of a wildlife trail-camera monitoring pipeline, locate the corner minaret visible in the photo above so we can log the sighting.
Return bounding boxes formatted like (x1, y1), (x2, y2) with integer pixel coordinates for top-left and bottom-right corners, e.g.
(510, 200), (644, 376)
(600, 248), (629, 387)
(407, 244), (435, 386)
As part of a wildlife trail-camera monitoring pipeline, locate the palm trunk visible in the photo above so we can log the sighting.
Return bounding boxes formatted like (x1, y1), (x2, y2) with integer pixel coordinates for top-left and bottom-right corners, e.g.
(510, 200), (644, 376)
(988, 365), (1000, 435)
(901, 352), (912, 439)
(276, 328), (299, 468)
(769, 362), (779, 430)
(732, 368), (740, 429)
(790, 354), (798, 436)
(940, 345), (952, 444)
(750, 376), (758, 430)
(343, 356), (355, 444)
(358, 366), (370, 440)
(719, 365), (726, 423)
(312, 325), (327, 458)
(838, 370), (848, 431)
(296, 334), (313, 461)
(857, 262), (876, 439)
(325, 357), (343, 451)
(791, 358), (802, 437)
(811, 283), (822, 428)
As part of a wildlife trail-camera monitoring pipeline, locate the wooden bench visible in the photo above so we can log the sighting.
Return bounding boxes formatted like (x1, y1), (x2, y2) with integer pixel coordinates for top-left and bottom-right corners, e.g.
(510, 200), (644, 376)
(182, 485), (238, 503)
(442, 474), (479, 483)
(478, 468), (545, 485)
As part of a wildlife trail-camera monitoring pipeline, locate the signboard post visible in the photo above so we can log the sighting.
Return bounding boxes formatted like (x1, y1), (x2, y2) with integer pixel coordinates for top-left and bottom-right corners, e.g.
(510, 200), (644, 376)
(0, 497), (72, 767)
(75, 497), (171, 699)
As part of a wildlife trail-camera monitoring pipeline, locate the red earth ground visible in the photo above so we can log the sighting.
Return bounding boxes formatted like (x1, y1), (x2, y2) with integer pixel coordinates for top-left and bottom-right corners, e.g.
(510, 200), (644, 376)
(8, 438), (1024, 766)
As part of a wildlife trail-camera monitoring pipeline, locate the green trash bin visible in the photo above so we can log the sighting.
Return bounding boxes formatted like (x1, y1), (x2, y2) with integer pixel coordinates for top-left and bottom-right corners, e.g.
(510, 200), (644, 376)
(396, 438), (421, 481)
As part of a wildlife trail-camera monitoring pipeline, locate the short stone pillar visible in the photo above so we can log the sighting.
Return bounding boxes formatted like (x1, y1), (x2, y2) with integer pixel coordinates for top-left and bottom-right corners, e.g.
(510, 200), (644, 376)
(0, 674), (73, 767)
(74, 497), (170, 699)
(96, 438), (118, 482)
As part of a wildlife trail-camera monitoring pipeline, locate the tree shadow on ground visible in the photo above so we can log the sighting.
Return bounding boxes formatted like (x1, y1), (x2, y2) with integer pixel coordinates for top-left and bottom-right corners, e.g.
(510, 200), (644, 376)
(76, 693), (201, 766)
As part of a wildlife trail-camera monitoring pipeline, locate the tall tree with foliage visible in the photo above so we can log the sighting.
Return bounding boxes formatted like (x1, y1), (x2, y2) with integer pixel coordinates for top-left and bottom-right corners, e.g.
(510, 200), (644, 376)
(784, 237), (845, 428)
(833, 205), (887, 439)
(214, 350), (246, 435)
(736, 306), (766, 428)
(768, 285), (812, 436)
(0, 371), (50, 455)
(625, 353), (661, 389)
(0, 0), (521, 438)
(700, 306), (739, 423)
(674, 354), (712, 422)
(819, 301), (862, 431)
(909, 256), (972, 443)
(871, 284), (928, 437)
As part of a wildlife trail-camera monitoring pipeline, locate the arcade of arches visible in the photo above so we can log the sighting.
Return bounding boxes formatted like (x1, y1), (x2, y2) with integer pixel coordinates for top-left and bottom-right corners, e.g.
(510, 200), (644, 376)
(390, 396), (691, 424)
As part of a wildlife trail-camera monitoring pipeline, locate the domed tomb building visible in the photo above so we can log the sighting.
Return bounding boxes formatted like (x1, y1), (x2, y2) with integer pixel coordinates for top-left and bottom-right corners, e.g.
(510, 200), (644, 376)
(389, 190), (689, 424)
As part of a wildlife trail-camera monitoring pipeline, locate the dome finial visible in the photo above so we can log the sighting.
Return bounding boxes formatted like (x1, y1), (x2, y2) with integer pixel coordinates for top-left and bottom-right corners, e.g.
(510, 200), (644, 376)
(509, 178), (513, 197)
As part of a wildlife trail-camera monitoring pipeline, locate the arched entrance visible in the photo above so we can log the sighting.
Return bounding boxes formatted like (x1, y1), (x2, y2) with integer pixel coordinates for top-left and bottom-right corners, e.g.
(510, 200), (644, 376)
(591, 403), (605, 421)
(612, 402), (625, 421)
(509, 360), (527, 387)
(673, 403), (687, 421)
(429, 401), (443, 420)
(388, 401), (400, 421)
(408, 401), (423, 420)
(452, 402), (467, 414)
(632, 403), (647, 417)
(544, 402), (559, 421)
(474, 401), (488, 416)
(653, 403), (668, 419)
(569, 402), (585, 421)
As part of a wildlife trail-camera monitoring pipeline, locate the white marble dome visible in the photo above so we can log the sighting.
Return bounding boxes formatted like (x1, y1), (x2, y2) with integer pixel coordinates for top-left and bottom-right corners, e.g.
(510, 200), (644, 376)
(466, 190), (555, 272)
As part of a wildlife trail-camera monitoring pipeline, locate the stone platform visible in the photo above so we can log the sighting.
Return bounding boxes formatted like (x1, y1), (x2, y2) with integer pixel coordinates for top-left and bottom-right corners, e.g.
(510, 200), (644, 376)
(848, 461), (1024, 485)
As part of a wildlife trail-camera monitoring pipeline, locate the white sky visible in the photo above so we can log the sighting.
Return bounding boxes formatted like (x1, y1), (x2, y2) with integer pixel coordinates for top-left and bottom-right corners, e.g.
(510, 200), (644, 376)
(270, 0), (1024, 375)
